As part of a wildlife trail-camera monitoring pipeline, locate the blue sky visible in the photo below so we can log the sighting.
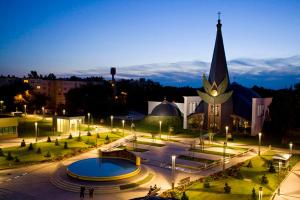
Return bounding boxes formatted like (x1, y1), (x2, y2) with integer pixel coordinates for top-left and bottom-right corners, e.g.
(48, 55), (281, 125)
(0, 0), (300, 88)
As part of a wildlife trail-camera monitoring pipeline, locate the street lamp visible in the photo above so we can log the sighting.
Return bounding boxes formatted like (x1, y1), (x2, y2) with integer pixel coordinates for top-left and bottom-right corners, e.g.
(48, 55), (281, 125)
(62, 109), (66, 115)
(122, 120), (125, 137)
(159, 120), (162, 139)
(223, 141), (227, 171)
(258, 187), (263, 200)
(225, 126), (229, 142)
(42, 106), (45, 118)
(110, 115), (114, 132)
(87, 113), (91, 135)
(34, 122), (38, 142)
(24, 104), (27, 116)
(171, 155), (176, 189)
(0, 100), (3, 113)
(289, 142), (293, 155)
(258, 132), (262, 156)
(278, 161), (282, 195)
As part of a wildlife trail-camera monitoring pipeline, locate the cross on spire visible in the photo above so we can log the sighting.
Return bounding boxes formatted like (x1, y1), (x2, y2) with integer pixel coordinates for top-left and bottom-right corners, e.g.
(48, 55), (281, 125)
(217, 11), (221, 20)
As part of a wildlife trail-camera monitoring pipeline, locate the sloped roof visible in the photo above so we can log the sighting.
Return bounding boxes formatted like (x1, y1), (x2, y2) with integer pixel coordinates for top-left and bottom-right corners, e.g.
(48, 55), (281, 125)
(208, 19), (230, 85)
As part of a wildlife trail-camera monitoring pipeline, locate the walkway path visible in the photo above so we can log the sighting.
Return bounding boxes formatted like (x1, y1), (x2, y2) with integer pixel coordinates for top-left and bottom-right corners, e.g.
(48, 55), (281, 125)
(273, 161), (300, 200)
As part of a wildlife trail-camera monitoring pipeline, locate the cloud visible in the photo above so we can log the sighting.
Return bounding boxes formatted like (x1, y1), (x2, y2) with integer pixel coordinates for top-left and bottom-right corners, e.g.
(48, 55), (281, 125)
(60, 55), (300, 89)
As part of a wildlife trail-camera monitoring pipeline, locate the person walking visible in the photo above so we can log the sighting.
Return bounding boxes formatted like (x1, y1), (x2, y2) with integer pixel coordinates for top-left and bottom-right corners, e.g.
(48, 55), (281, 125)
(89, 187), (94, 199)
(80, 186), (85, 199)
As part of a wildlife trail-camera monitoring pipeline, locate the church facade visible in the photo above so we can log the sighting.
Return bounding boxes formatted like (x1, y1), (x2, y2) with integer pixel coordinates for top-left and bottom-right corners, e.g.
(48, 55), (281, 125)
(148, 18), (272, 136)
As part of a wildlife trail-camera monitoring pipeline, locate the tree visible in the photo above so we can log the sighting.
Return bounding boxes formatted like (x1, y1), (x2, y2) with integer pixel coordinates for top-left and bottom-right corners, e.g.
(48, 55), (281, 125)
(224, 182), (231, 193)
(181, 191), (189, 200)
(252, 188), (257, 200)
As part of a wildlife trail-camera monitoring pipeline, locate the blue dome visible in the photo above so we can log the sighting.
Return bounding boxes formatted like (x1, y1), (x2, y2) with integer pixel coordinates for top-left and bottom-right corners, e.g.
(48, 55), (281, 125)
(151, 100), (181, 116)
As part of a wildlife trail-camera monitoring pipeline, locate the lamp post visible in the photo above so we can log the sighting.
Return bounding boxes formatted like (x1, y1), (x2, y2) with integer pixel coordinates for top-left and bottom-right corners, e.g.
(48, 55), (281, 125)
(258, 132), (262, 156)
(34, 122), (38, 142)
(24, 104), (27, 116)
(110, 115), (114, 132)
(258, 187), (263, 200)
(78, 119), (81, 138)
(0, 100), (3, 113)
(278, 161), (282, 195)
(225, 126), (229, 142)
(223, 141), (227, 171)
(159, 120), (162, 139)
(289, 142), (293, 155)
(171, 155), (176, 190)
(122, 120), (125, 137)
(42, 106), (45, 118)
(87, 113), (91, 135)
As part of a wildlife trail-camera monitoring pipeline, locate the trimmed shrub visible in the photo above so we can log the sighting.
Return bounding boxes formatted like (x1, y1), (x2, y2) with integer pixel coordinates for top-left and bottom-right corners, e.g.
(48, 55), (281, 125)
(47, 136), (51, 143)
(181, 191), (189, 200)
(203, 178), (210, 188)
(87, 132), (92, 136)
(36, 147), (42, 154)
(0, 148), (5, 156)
(246, 160), (253, 168)
(105, 135), (109, 142)
(55, 139), (59, 146)
(261, 174), (269, 184)
(224, 182), (231, 193)
(235, 170), (244, 180)
(269, 162), (276, 173)
(252, 188), (257, 200)
(44, 151), (51, 157)
(14, 156), (20, 162)
(20, 139), (26, 147)
(68, 134), (73, 139)
(64, 142), (68, 149)
(6, 152), (13, 160)
(97, 133), (100, 139)
(77, 135), (82, 141)
(28, 143), (34, 151)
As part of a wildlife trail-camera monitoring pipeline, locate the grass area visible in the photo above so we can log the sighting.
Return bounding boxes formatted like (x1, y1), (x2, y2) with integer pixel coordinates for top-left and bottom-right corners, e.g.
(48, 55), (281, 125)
(0, 132), (123, 169)
(120, 173), (154, 190)
(166, 151), (300, 200)
(190, 148), (232, 157)
(177, 155), (214, 164)
(137, 140), (165, 147)
(207, 144), (249, 151)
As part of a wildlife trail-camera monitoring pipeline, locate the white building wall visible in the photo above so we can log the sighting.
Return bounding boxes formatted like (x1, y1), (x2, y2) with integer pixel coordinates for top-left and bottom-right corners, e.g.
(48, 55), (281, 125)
(251, 97), (272, 136)
(183, 96), (202, 129)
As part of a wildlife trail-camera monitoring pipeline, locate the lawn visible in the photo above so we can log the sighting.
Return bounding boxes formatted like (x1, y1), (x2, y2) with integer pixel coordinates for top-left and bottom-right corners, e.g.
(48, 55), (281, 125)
(177, 155), (215, 164)
(0, 132), (123, 169)
(190, 148), (232, 157)
(166, 151), (300, 200)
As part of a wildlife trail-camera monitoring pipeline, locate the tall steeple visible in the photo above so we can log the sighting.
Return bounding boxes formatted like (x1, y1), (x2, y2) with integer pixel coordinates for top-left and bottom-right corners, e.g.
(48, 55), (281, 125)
(208, 13), (230, 86)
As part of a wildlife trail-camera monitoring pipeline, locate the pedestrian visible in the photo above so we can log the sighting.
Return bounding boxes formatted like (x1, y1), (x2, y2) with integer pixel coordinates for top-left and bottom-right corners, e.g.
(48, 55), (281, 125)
(89, 187), (94, 199)
(80, 186), (85, 199)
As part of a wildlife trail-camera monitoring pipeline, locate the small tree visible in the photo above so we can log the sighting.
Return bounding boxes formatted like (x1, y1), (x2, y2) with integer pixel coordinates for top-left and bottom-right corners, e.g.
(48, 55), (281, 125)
(20, 139), (26, 147)
(47, 136), (51, 142)
(87, 132), (92, 136)
(6, 152), (13, 160)
(252, 188), (257, 200)
(0, 148), (5, 156)
(44, 151), (51, 157)
(224, 182), (231, 193)
(28, 143), (34, 151)
(14, 156), (20, 162)
(261, 174), (269, 184)
(64, 142), (68, 149)
(246, 160), (253, 168)
(68, 134), (73, 139)
(36, 147), (42, 154)
(97, 133), (100, 139)
(105, 135), (110, 143)
(181, 191), (189, 200)
(55, 139), (59, 146)
(77, 135), (82, 141)
(269, 162), (276, 173)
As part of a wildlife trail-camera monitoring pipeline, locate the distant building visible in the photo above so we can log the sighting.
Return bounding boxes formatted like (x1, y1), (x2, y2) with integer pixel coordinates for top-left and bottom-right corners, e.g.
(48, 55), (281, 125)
(148, 18), (272, 136)
(25, 79), (88, 109)
(0, 115), (18, 138)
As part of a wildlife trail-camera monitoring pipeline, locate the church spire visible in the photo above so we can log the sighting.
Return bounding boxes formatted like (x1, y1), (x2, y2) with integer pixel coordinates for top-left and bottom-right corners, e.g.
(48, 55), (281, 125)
(208, 13), (230, 86)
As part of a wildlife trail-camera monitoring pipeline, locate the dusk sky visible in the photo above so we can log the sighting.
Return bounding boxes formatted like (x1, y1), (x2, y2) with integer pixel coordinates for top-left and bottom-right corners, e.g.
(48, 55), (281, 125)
(1, 0), (300, 89)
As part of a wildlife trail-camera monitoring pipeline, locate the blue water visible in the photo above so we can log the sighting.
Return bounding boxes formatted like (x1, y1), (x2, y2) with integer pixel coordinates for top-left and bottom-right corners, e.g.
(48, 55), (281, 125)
(67, 158), (137, 177)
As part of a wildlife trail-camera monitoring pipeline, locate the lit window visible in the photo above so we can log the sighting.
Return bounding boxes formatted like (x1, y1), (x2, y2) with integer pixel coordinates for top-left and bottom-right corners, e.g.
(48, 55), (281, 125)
(23, 79), (29, 83)
(36, 85), (41, 89)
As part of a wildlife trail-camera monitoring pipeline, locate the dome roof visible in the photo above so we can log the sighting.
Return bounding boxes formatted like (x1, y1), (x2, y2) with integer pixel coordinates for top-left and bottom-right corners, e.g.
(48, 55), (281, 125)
(151, 100), (181, 116)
